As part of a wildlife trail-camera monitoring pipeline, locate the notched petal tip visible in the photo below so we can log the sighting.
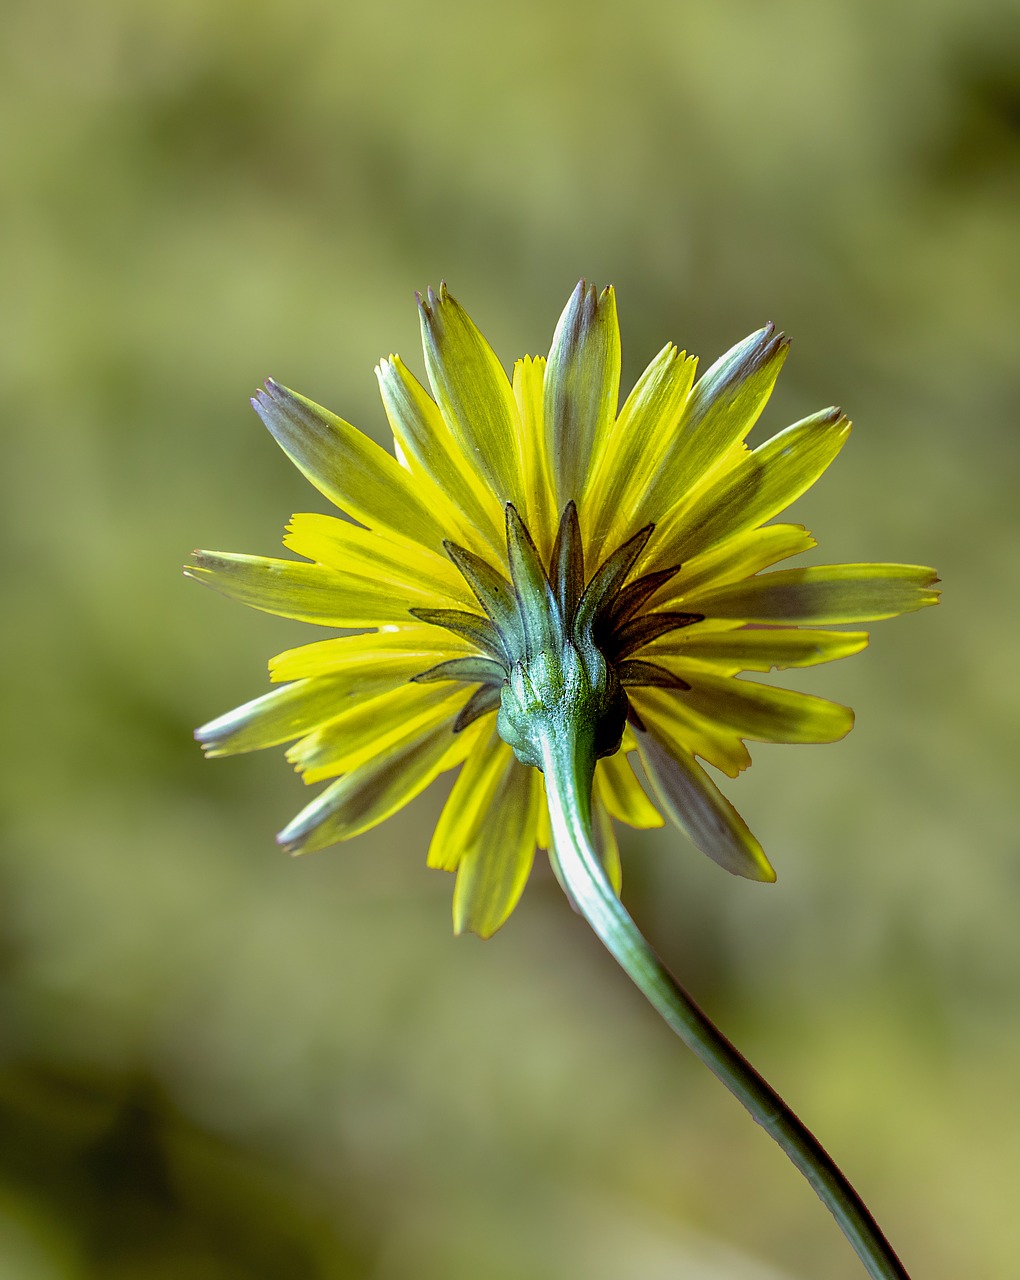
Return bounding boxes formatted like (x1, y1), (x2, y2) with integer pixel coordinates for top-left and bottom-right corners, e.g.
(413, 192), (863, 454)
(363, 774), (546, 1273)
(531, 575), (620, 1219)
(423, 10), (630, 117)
(276, 803), (326, 856)
(251, 378), (296, 422)
(762, 328), (789, 364)
(256, 377), (287, 406)
(193, 696), (260, 757)
(275, 828), (303, 857)
(559, 279), (616, 329)
(419, 283), (450, 316)
(373, 353), (404, 383)
(914, 567), (942, 601)
(452, 914), (497, 941)
(183, 551), (214, 581)
(748, 320), (776, 350)
(415, 287), (439, 321)
(182, 553), (202, 577)
(809, 405), (849, 431)
(733, 324), (789, 382)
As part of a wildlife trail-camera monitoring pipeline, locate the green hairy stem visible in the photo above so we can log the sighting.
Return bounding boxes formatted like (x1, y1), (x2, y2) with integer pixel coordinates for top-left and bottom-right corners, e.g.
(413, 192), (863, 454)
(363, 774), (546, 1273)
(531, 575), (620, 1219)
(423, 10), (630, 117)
(540, 721), (910, 1280)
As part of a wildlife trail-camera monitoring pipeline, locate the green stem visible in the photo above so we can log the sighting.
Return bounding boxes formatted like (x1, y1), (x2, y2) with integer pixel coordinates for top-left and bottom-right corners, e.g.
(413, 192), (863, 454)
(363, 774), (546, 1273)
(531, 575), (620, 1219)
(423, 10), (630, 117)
(539, 725), (910, 1280)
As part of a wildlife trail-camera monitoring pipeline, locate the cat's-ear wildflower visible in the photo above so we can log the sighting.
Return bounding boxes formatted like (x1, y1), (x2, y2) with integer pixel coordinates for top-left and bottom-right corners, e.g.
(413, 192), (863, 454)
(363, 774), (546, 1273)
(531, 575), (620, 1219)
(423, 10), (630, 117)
(189, 283), (937, 1279)
(188, 282), (937, 937)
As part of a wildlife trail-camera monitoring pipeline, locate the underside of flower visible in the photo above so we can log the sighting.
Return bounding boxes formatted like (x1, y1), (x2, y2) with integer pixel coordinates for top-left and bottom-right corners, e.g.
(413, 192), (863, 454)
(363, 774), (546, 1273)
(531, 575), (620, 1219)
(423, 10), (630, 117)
(187, 280), (939, 939)
(413, 501), (703, 771)
(187, 280), (936, 1280)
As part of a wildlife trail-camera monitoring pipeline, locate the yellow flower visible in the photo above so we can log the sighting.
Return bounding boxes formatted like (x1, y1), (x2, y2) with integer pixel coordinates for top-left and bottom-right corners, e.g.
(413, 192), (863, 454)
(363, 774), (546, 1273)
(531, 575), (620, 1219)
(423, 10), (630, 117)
(188, 282), (939, 938)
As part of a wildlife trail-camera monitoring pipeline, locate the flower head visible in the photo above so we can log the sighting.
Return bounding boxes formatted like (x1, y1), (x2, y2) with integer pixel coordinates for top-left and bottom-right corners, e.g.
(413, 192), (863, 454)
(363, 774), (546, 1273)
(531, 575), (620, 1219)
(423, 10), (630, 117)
(188, 282), (939, 937)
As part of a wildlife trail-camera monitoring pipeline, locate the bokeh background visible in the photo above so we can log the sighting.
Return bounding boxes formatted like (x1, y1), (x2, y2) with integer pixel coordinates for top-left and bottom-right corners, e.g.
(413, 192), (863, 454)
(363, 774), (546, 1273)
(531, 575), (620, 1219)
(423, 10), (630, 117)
(2, 1), (1018, 1276)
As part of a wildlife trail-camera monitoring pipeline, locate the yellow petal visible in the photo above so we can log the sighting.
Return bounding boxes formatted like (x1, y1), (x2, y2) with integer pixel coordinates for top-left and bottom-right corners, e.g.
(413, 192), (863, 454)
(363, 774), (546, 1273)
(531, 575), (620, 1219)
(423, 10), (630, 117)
(635, 727), (775, 882)
(544, 282), (621, 510)
(287, 682), (469, 784)
(185, 551), (434, 627)
(418, 284), (522, 507)
(658, 409), (851, 564)
(596, 751), (664, 829)
(536, 770), (552, 851)
(513, 355), (556, 558)
(629, 325), (789, 532)
(648, 523), (817, 600)
(428, 730), (511, 871)
(251, 380), (449, 552)
(278, 717), (481, 855)
(585, 343), (697, 560)
(591, 793), (622, 895)
(684, 563), (941, 623)
(629, 687), (752, 778)
(376, 355), (506, 556)
(670, 671), (855, 744)
(453, 755), (540, 938)
(283, 512), (474, 609)
(650, 626), (870, 671)
(200, 640), (477, 758)
(196, 677), (350, 758)
(269, 627), (473, 683)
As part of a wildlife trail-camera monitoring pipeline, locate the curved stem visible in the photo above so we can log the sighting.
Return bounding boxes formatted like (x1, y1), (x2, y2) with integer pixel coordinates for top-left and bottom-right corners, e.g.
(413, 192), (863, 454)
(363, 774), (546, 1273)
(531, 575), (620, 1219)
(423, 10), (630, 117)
(540, 726), (910, 1280)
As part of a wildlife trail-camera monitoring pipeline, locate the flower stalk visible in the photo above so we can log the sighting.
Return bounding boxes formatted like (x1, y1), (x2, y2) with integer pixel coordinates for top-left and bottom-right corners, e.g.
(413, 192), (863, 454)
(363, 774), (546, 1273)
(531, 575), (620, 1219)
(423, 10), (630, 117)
(540, 722), (910, 1280)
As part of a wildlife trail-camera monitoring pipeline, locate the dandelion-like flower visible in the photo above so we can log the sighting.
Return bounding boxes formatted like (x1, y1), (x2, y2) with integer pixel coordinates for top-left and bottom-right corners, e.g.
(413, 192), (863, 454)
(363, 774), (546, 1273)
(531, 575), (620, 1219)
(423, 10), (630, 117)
(190, 283), (938, 1278)
(189, 282), (937, 936)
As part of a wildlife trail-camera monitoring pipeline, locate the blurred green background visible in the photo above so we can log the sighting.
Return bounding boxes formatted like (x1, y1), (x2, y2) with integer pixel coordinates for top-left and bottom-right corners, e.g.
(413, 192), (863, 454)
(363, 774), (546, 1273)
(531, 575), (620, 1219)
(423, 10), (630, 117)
(1, 1), (1018, 1276)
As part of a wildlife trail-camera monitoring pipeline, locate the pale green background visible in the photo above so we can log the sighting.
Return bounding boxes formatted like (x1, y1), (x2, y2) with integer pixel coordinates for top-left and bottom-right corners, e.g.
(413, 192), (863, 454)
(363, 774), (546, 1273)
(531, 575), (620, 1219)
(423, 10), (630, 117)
(1, 2), (1018, 1277)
